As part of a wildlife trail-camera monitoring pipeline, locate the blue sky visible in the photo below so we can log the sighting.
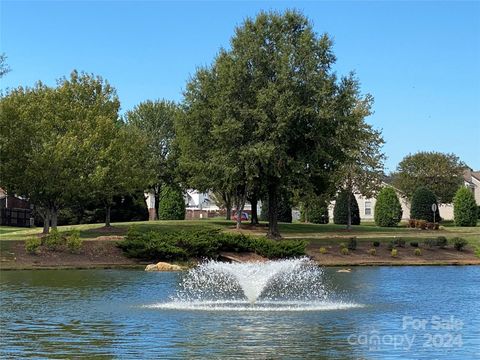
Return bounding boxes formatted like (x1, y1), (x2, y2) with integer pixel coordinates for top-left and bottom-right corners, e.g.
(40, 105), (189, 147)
(1, 1), (479, 172)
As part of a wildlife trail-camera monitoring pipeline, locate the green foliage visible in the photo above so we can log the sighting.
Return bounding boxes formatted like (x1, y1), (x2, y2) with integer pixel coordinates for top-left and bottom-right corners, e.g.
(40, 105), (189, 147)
(159, 185), (186, 220)
(333, 191), (360, 225)
(391, 248), (398, 257)
(118, 227), (306, 260)
(44, 229), (65, 251)
(300, 197), (329, 224)
(410, 187), (440, 223)
(372, 241), (380, 247)
(368, 248), (376, 256)
(374, 187), (403, 227)
(436, 236), (448, 249)
(452, 237), (468, 251)
(25, 237), (41, 254)
(340, 247), (349, 255)
(319, 247), (328, 254)
(414, 248), (422, 256)
(339, 242), (347, 249)
(347, 237), (357, 250)
(453, 187), (478, 227)
(261, 192), (292, 223)
(423, 238), (436, 248)
(392, 151), (465, 203)
(410, 241), (419, 248)
(66, 230), (83, 253)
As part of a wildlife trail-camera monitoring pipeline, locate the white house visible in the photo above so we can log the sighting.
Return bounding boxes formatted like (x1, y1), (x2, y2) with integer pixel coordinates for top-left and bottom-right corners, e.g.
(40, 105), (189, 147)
(328, 169), (480, 222)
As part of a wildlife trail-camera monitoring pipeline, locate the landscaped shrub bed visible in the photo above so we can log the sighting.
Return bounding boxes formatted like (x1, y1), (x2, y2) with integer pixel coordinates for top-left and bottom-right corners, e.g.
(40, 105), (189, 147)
(117, 226), (307, 261)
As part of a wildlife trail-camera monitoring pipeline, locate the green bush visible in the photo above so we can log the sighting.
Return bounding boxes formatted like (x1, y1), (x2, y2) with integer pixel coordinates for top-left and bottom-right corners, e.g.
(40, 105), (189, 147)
(435, 236), (448, 249)
(372, 241), (380, 247)
(453, 187), (478, 227)
(159, 185), (186, 220)
(333, 191), (360, 225)
(414, 248), (422, 256)
(391, 248), (398, 257)
(300, 198), (329, 224)
(117, 227), (306, 260)
(340, 247), (349, 255)
(319, 247), (328, 254)
(452, 237), (468, 251)
(368, 248), (376, 256)
(347, 237), (357, 250)
(66, 230), (83, 253)
(44, 229), (65, 251)
(423, 238), (436, 248)
(410, 241), (419, 248)
(25, 237), (41, 254)
(374, 187), (403, 227)
(410, 187), (440, 223)
(339, 242), (347, 249)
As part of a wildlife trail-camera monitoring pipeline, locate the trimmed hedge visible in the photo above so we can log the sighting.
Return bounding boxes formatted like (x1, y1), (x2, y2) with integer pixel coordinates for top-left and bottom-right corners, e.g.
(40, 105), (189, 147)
(333, 190), (360, 225)
(410, 187), (440, 223)
(159, 185), (186, 220)
(117, 227), (306, 260)
(374, 187), (403, 227)
(453, 187), (477, 227)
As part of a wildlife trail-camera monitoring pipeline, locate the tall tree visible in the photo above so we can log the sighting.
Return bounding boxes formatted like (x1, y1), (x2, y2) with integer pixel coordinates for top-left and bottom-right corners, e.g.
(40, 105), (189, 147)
(0, 71), (122, 232)
(125, 100), (178, 220)
(178, 11), (360, 238)
(332, 75), (385, 229)
(392, 151), (465, 203)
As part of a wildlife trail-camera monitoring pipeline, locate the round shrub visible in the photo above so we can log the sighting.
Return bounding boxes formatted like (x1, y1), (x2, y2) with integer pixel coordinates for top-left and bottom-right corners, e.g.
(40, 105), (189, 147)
(347, 237), (357, 250)
(410, 187), (440, 223)
(374, 187), (403, 227)
(368, 248), (376, 256)
(66, 230), (83, 253)
(435, 236), (448, 249)
(25, 237), (41, 254)
(391, 248), (398, 257)
(453, 187), (478, 227)
(159, 185), (186, 220)
(340, 247), (349, 255)
(414, 248), (422, 256)
(333, 191), (360, 225)
(301, 198), (329, 224)
(452, 237), (468, 251)
(410, 241), (419, 248)
(319, 247), (328, 254)
(372, 241), (380, 247)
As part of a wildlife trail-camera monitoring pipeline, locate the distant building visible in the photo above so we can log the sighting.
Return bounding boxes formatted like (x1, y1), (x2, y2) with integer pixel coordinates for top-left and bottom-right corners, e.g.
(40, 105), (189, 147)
(327, 169), (480, 222)
(0, 188), (34, 227)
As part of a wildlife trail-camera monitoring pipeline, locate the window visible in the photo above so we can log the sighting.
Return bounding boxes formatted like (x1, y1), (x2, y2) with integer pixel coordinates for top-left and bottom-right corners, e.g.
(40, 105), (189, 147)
(365, 201), (372, 216)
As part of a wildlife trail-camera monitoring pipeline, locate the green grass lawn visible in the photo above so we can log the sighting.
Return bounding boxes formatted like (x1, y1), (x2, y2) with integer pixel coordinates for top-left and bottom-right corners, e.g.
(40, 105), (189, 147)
(1, 219), (478, 244)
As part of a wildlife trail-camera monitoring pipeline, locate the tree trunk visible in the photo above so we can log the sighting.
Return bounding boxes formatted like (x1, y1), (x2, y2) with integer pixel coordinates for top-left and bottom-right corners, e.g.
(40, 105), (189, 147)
(236, 208), (242, 230)
(50, 207), (58, 230)
(223, 192), (232, 220)
(42, 209), (51, 234)
(267, 181), (281, 239)
(234, 186), (246, 230)
(347, 191), (352, 230)
(250, 197), (259, 225)
(105, 204), (111, 227)
(145, 191), (157, 221)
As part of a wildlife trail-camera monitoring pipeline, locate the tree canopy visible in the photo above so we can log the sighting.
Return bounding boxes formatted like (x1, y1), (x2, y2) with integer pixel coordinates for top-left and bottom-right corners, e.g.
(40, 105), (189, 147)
(177, 10), (381, 237)
(392, 151), (465, 203)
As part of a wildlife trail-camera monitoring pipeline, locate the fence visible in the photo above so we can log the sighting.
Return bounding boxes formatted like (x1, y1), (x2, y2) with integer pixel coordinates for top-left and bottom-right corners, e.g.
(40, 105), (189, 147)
(0, 208), (33, 227)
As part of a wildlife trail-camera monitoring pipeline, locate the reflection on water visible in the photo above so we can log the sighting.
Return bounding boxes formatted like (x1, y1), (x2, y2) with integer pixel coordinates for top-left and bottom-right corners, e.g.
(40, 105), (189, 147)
(1, 267), (479, 359)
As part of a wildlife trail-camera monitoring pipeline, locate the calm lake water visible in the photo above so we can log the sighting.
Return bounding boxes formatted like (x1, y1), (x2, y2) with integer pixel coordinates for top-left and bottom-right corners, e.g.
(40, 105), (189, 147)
(1, 266), (479, 359)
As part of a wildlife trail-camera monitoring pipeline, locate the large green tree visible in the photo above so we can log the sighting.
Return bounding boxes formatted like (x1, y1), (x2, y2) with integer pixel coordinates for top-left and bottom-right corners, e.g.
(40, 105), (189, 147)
(0, 71), (143, 231)
(178, 11), (366, 238)
(125, 100), (179, 220)
(392, 152), (465, 203)
(332, 75), (385, 229)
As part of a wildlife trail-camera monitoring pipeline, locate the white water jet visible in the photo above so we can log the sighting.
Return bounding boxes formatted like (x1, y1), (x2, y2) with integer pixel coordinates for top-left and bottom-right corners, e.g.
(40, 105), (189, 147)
(147, 258), (362, 312)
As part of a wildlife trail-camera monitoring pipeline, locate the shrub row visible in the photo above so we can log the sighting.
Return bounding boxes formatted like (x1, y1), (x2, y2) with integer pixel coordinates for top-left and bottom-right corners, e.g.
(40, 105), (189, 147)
(25, 229), (83, 254)
(117, 227), (306, 261)
(407, 219), (439, 230)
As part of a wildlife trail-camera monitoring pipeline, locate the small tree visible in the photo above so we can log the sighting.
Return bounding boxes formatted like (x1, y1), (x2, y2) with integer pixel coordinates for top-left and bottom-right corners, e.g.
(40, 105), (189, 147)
(333, 191), (360, 225)
(410, 186), (440, 222)
(453, 187), (477, 227)
(374, 187), (403, 227)
(159, 185), (186, 220)
(301, 197), (329, 224)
